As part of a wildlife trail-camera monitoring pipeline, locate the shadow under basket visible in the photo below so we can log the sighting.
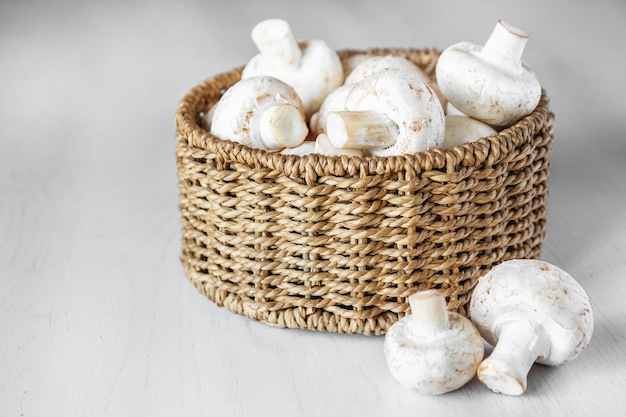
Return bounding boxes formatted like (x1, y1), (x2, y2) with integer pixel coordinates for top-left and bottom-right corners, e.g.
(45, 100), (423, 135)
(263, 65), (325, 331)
(175, 48), (554, 336)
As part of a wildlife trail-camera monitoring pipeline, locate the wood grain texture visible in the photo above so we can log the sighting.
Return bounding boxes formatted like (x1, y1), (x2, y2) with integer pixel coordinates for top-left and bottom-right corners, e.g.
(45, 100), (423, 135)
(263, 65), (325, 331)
(1, 1), (625, 416)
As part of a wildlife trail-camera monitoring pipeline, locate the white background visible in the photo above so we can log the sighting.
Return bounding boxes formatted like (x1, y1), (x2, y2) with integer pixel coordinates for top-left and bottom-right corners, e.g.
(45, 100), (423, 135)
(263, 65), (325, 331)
(1, 0), (625, 415)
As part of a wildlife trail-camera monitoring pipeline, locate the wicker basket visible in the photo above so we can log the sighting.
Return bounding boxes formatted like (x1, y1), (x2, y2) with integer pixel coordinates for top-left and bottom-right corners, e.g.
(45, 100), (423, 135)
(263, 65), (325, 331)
(175, 48), (554, 336)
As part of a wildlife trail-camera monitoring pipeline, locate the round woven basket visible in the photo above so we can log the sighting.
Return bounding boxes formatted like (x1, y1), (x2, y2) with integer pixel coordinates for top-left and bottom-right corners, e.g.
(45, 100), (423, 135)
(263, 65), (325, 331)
(175, 48), (554, 335)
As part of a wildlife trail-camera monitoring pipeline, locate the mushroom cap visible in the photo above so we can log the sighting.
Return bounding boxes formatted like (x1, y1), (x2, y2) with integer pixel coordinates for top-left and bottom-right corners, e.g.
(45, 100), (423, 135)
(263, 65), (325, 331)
(341, 53), (373, 79)
(345, 55), (429, 84)
(384, 312), (484, 394)
(242, 39), (344, 117)
(435, 41), (541, 126)
(314, 69), (445, 156)
(470, 259), (594, 365)
(442, 115), (497, 149)
(209, 76), (308, 150)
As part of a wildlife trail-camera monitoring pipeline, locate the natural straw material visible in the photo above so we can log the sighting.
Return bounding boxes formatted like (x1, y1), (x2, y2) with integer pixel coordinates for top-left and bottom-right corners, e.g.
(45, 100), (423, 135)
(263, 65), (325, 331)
(175, 48), (554, 335)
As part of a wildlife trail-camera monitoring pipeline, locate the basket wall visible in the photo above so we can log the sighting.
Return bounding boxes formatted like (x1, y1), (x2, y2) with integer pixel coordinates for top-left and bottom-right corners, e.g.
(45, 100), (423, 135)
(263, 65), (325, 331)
(175, 48), (554, 335)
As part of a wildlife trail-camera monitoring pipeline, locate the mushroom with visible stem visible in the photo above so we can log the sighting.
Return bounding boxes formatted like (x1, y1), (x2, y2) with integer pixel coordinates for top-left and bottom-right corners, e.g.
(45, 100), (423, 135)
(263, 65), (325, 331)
(242, 18), (344, 118)
(384, 289), (484, 395)
(470, 259), (594, 396)
(313, 70), (445, 156)
(441, 115), (497, 149)
(435, 20), (542, 127)
(207, 76), (308, 151)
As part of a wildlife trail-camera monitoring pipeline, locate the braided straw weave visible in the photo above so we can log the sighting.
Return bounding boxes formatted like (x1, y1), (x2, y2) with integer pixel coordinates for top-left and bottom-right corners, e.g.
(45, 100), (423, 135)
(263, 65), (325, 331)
(175, 48), (554, 335)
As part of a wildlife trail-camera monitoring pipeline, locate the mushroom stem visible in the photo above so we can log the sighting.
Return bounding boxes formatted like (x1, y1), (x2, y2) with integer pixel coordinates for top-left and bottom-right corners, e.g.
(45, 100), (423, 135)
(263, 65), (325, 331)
(482, 20), (528, 67)
(326, 110), (399, 150)
(407, 290), (451, 337)
(251, 18), (302, 65)
(477, 318), (550, 395)
(259, 104), (309, 149)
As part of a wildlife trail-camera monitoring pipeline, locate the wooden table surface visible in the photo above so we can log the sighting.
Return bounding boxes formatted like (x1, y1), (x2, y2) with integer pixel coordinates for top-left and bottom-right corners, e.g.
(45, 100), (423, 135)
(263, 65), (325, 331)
(2, 1), (625, 415)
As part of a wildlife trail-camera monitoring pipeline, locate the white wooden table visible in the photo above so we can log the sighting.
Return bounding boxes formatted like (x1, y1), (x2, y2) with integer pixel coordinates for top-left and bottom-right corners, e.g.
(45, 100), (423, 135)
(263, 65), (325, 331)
(2, 1), (625, 415)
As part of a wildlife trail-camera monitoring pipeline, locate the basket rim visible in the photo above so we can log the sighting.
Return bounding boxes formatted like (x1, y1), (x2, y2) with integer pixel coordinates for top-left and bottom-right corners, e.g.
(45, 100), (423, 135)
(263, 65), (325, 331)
(175, 47), (552, 178)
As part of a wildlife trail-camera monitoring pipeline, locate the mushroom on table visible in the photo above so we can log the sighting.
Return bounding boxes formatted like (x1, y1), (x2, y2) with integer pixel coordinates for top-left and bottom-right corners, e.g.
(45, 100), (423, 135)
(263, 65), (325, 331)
(470, 259), (594, 396)
(384, 290), (484, 395)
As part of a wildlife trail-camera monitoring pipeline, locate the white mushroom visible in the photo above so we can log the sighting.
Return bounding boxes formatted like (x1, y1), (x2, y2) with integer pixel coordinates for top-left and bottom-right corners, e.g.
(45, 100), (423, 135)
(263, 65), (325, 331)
(384, 290), (484, 395)
(208, 76), (308, 151)
(470, 259), (594, 396)
(441, 115), (497, 149)
(435, 20), (542, 127)
(314, 70), (445, 156)
(241, 18), (344, 117)
(344, 55), (428, 84)
(341, 53), (372, 79)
